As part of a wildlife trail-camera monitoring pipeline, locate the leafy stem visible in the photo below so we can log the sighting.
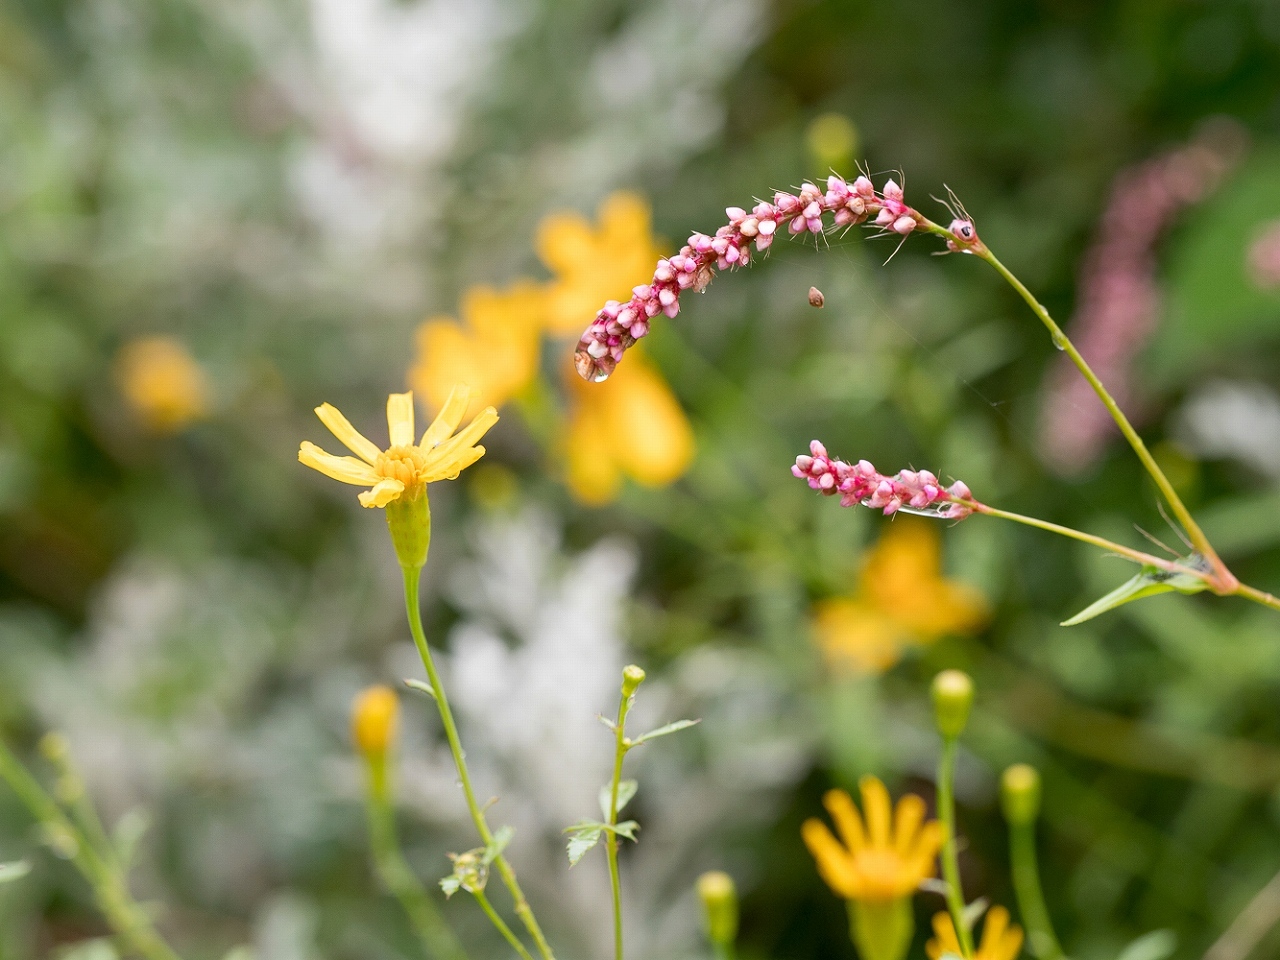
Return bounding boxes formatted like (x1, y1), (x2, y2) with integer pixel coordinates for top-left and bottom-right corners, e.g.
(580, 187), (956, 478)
(606, 672), (639, 960)
(401, 566), (556, 960)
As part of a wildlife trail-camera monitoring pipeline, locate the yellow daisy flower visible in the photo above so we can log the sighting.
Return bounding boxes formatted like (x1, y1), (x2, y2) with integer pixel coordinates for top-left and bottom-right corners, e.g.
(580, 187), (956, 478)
(813, 520), (988, 674)
(116, 336), (209, 433)
(927, 906), (1024, 960)
(298, 385), (497, 508)
(802, 776), (943, 902)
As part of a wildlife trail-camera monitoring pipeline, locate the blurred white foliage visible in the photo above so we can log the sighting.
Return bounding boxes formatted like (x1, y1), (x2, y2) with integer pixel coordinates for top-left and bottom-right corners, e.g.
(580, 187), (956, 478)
(1174, 380), (1280, 479)
(387, 506), (809, 960)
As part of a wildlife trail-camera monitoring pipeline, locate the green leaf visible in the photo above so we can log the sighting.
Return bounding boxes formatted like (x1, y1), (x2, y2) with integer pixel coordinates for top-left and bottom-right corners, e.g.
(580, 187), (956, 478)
(596, 714), (617, 732)
(57, 940), (119, 960)
(611, 820), (639, 842)
(403, 678), (436, 700)
(0, 860), (31, 884)
(483, 825), (514, 865)
(1061, 555), (1210, 626)
(1115, 929), (1176, 960)
(960, 897), (988, 933)
(598, 779), (638, 819)
(629, 719), (700, 746)
(565, 824), (603, 866)
(112, 809), (149, 869)
(439, 874), (462, 898)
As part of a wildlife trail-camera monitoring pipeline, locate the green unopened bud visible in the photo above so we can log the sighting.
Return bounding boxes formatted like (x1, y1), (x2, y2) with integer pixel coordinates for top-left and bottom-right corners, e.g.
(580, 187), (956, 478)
(696, 871), (738, 947)
(850, 897), (913, 960)
(622, 665), (646, 698)
(931, 669), (974, 740)
(1001, 763), (1041, 825)
(385, 490), (432, 570)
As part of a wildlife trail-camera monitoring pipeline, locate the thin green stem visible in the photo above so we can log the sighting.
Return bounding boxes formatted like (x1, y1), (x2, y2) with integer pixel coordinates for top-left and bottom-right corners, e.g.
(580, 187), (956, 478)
(473, 890), (536, 960)
(0, 739), (182, 960)
(1008, 821), (1064, 960)
(937, 738), (973, 958)
(1234, 582), (1280, 614)
(974, 244), (1233, 591)
(967, 502), (1210, 581)
(365, 756), (468, 960)
(606, 684), (634, 960)
(401, 566), (556, 960)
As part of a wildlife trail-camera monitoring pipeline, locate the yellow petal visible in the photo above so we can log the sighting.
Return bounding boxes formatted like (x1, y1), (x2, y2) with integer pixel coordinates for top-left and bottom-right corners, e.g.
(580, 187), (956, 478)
(387, 392), (415, 448)
(315, 403), (383, 464)
(800, 819), (859, 899)
(535, 211), (595, 273)
(358, 477), (405, 508)
(822, 789), (866, 853)
(926, 912), (960, 960)
(421, 384), (472, 449)
(427, 407), (499, 468)
(605, 358), (694, 488)
(563, 404), (623, 505)
(299, 442), (381, 486)
(859, 776), (892, 849)
(892, 794), (926, 856)
(421, 444), (486, 483)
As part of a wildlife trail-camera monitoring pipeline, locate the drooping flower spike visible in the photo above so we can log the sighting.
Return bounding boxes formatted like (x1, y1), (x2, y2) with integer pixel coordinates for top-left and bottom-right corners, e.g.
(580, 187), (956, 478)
(792, 441), (976, 520)
(802, 776), (944, 902)
(573, 175), (934, 382)
(299, 385), (498, 508)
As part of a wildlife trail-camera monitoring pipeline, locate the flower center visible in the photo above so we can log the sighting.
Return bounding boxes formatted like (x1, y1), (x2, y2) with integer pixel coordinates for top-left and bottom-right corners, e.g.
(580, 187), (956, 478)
(853, 849), (913, 900)
(376, 445), (431, 488)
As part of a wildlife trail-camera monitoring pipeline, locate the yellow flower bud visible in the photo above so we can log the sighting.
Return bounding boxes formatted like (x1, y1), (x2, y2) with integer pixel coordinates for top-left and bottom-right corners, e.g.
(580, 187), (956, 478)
(1001, 763), (1041, 826)
(352, 686), (400, 757)
(696, 871), (739, 947)
(621, 664), (646, 698)
(931, 669), (974, 740)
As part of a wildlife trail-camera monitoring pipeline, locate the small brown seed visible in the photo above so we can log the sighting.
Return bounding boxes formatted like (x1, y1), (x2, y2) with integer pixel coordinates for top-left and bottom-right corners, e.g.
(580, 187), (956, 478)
(808, 286), (825, 308)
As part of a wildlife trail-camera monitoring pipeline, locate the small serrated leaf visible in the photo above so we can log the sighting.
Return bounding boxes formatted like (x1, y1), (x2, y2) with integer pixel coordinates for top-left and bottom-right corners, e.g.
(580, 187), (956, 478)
(611, 820), (640, 842)
(439, 874), (462, 898)
(599, 779), (638, 818)
(565, 825), (603, 866)
(0, 860), (31, 884)
(1115, 929), (1176, 960)
(403, 678), (436, 700)
(630, 719), (700, 746)
(483, 825), (514, 865)
(596, 714), (617, 732)
(1062, 555), (1210, 626)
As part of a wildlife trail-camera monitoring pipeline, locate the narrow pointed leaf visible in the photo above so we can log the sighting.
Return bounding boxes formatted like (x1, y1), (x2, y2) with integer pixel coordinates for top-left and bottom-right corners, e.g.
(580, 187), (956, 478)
(1062, 555), (1210, 626)
(403, 678), (436, 700)
(1115, 930), (1176, 960)
(630, 719), (700, 745)
(611, 820), (640, 841)
(0, 860), (31, 884)
(599, 779), (638, 819)
(483, 825), (514, 865)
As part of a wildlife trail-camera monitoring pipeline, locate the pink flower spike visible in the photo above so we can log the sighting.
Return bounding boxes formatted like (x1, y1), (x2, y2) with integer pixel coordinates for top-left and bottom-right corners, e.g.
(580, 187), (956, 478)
(790, 442), (978, 520)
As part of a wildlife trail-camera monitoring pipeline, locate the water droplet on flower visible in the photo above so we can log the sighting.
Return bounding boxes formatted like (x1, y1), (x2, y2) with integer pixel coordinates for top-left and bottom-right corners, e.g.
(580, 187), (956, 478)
(574, 345), (613, 382)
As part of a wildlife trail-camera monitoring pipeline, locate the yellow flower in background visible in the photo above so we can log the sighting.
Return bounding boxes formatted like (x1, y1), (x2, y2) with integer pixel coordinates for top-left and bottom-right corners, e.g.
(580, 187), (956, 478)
(802, 776), (943, 902)
(299, 386), (497, 508)
(813, 520), (988, 674)
(562, 348), (694, 505)
(537, 192), (665, 337)
(409, 281), (544, 415)
(116, 336), (209, 432)
(351, 685), (400, 757)
(927, 907), (1024, 960)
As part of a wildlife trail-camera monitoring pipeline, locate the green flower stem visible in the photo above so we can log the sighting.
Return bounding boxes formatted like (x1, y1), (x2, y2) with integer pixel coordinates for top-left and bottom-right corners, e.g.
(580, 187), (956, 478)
(1233, 582), (1280, 614)
(1008, 819), (1064, 960)
(364, 755), (468, 960)
(712, 942), (737, 960)
(0, 739), (182, 960)
(401, 566), (556, 960)
(472, 889), (536, 960)
(849, 898), (913, 960)
(937, 737), (973, 958)
(606, 681), (636, 960)
(966, 502), (1210, 580)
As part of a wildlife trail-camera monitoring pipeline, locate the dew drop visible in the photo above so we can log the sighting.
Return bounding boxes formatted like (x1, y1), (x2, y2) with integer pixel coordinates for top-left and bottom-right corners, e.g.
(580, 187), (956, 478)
(574, 345), (613, 382)
(1051, 331), (1067, 351)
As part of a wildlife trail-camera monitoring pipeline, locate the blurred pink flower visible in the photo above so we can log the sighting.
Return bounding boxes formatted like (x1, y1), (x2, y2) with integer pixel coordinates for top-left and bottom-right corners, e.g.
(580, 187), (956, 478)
(1248, 220), (1280, 291)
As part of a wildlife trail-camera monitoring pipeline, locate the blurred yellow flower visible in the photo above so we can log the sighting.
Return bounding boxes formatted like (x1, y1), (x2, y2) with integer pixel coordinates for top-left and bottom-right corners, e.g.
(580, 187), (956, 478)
(351, 685), (399, 757)
(813, 520), (988, 674)
(562, 349), (694, 505)
(409, 281), (544, 415)
(802, 776), (943, 902)
(537, 192), (664, 337)
(927, 906), (1023, 960)
(299, 386), (497, 508)
(116, 336), (209, 432)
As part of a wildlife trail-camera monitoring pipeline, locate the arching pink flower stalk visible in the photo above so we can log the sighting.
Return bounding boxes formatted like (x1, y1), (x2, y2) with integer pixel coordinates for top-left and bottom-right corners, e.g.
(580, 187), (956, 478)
(573, 175), (925, 382)
(1039, 125), (1246, 473)
(792, 441), (976, 520)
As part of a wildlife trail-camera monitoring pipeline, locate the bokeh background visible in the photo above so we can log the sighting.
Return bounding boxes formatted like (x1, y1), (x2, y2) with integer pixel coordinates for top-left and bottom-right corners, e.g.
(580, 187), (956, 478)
(5, 0), (1280, 957)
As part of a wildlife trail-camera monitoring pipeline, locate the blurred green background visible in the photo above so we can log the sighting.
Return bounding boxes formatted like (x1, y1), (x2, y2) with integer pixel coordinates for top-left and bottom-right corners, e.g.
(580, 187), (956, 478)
(5, 0), (1280, 957)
